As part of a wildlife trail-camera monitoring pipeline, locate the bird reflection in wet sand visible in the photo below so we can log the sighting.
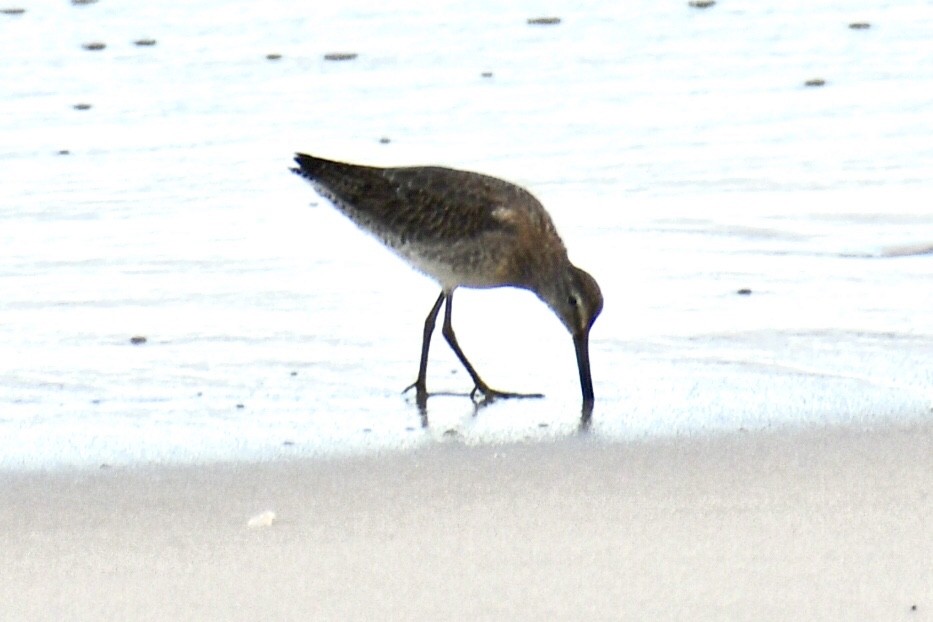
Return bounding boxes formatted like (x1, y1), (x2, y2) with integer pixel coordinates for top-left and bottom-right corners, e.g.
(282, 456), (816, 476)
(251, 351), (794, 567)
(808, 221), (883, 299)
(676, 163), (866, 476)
(291, 153), (603, 421)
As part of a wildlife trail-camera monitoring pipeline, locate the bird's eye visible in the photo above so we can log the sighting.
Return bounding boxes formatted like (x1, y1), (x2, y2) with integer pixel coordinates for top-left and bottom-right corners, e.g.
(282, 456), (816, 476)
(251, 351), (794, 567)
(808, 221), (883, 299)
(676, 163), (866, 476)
(568, 295), (579, 307)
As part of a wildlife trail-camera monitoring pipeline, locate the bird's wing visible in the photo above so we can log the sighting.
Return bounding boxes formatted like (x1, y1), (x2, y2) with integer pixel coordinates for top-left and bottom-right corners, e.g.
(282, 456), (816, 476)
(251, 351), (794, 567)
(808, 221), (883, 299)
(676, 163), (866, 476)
(292, 153), (534, 244)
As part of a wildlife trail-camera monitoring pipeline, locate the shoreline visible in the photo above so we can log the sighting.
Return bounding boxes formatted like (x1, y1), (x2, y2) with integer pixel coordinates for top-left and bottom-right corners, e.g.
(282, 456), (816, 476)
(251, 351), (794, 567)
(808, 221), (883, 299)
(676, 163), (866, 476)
(2, 420), (930, 620)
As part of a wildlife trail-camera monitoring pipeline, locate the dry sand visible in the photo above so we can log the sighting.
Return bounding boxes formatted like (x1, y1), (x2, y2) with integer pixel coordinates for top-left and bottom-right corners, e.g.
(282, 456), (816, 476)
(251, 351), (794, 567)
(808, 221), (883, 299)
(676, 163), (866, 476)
(1, 422), (930, 621)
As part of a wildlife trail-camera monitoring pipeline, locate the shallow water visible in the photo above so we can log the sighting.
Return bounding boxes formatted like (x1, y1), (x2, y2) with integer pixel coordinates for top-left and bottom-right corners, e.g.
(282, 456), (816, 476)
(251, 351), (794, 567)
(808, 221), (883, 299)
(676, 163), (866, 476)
(1, 0), (931, 468)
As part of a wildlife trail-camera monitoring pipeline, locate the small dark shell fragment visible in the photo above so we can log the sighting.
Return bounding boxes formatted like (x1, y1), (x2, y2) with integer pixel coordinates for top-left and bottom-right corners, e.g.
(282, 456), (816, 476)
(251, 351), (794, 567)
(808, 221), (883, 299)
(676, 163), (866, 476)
(527, 16), (561, 25)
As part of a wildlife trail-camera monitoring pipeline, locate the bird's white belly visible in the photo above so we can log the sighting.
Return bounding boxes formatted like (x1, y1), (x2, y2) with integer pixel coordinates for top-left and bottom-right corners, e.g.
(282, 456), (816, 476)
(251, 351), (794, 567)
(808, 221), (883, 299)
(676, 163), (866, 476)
(394, 241), (502, 290)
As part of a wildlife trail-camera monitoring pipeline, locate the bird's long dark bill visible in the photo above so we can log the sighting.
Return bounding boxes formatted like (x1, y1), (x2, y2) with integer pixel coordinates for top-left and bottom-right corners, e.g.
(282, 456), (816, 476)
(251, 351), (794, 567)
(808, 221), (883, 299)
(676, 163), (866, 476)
(573, 330), (594, 407)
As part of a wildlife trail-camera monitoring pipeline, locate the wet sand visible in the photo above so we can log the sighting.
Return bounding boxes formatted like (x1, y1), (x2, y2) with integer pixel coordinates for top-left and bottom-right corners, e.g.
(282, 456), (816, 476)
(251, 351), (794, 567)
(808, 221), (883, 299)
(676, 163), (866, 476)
(2, 421), (930, 620)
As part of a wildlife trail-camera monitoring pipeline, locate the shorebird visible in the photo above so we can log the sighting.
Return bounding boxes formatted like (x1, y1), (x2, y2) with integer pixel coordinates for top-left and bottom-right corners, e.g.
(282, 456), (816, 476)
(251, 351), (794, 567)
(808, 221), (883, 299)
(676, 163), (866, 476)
(291, 153), (603, 411)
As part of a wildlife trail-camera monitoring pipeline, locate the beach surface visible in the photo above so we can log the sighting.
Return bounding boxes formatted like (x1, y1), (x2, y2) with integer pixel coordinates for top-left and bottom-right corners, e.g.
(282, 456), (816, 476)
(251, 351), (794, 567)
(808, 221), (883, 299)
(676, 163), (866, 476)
(3, 421), (930, 621)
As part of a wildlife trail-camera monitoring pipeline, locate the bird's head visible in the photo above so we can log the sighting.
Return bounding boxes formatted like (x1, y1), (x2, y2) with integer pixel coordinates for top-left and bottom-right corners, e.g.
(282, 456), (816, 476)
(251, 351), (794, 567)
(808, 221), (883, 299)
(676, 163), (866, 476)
(538, 264), (603, 406)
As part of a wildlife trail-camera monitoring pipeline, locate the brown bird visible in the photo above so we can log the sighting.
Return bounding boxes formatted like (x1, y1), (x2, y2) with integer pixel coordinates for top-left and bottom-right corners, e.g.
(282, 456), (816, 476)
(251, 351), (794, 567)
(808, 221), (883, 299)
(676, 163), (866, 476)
(291, 153), (603, 411)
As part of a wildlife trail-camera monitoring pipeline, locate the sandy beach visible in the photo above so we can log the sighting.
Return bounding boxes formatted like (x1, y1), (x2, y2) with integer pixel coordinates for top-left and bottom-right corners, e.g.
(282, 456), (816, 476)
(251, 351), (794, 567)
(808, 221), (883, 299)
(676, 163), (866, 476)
(2, 420), (930, 621)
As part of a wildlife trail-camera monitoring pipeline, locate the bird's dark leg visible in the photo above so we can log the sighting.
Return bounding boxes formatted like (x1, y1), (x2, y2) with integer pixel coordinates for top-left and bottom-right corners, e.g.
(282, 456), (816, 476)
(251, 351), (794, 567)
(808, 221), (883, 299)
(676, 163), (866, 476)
(403, 291), (445, 407)
(441, 290), (543, 403)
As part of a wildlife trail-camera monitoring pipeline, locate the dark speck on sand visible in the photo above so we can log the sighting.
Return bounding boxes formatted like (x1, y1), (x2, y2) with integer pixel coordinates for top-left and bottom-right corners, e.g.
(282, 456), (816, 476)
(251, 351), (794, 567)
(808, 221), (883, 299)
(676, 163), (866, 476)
(527, 16), (561, 25)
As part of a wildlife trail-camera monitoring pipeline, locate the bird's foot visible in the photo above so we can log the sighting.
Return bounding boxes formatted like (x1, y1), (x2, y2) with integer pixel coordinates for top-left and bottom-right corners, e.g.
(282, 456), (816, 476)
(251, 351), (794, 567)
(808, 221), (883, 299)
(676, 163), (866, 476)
(469, 384), (544, 404)
(405, 381), (543, 408)
(402, 381), (430, 420)
(402, 380), (426, 396)
(402, 381), (429, 402)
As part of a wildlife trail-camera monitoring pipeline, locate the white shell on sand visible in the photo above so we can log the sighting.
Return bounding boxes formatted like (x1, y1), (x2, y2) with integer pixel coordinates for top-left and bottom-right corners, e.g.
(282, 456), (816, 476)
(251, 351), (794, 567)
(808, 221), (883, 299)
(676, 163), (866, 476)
(247, 511), (277, 528)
